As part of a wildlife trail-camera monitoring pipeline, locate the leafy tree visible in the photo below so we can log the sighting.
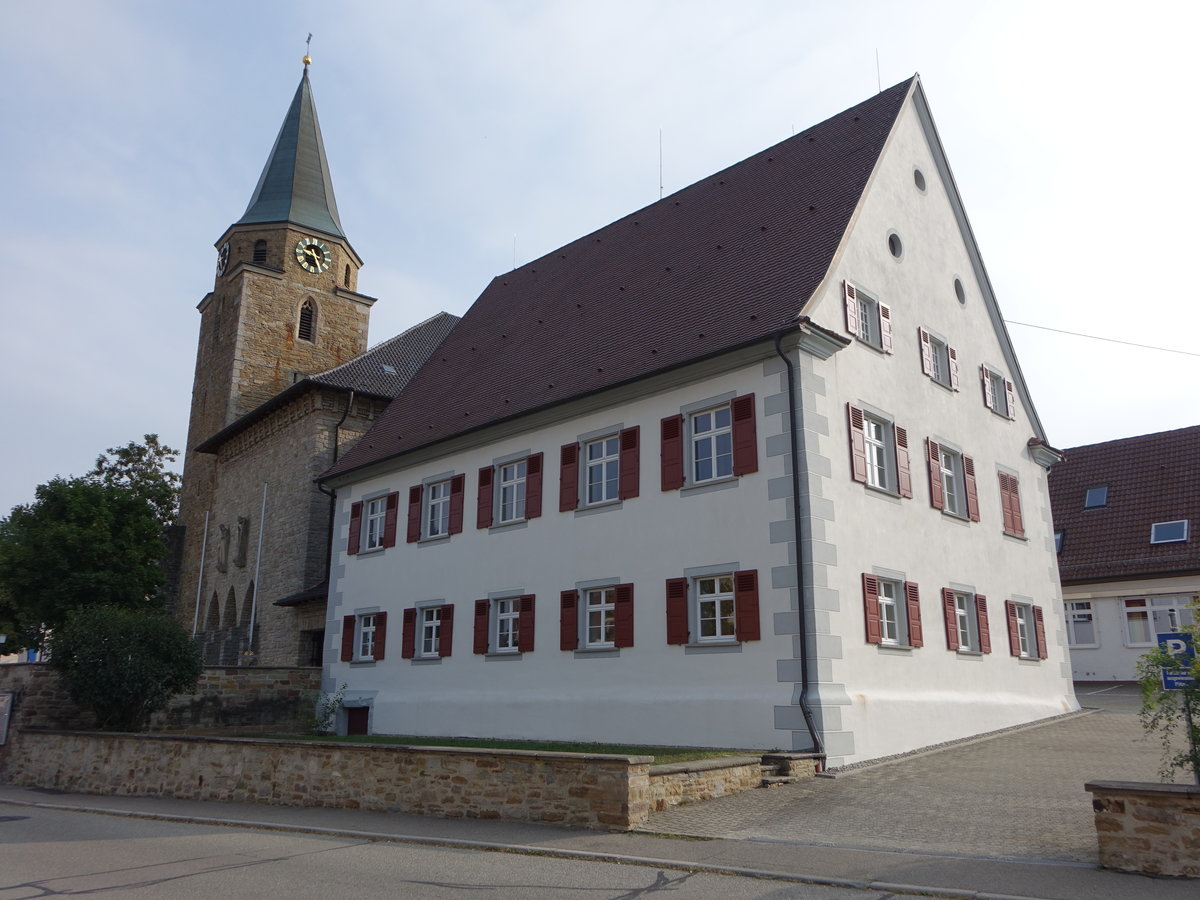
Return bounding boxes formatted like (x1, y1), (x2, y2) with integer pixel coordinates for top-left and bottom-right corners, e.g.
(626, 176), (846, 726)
(89, 434), (181, 531)
(50, 606), (203, 732)
(1136, 623), (1200, 785)
(0, 477), (164, 650)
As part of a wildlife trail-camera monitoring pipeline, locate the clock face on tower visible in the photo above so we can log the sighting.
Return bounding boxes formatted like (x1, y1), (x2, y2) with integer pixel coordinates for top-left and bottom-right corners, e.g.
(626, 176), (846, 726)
(294, 237), (332, 274)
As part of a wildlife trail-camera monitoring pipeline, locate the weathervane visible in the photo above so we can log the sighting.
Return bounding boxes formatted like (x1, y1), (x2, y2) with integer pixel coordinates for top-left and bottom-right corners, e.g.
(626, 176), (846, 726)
(303, 33), (312, 68)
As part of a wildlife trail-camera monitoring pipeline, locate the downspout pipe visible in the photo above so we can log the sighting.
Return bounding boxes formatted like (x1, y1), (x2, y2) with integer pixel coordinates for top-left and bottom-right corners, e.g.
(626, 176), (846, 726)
(774, 329), (825, 759)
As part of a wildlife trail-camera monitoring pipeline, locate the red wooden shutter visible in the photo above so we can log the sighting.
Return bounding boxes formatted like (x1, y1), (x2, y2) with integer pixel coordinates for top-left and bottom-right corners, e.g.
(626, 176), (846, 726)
(731, 394), (758, 476)
(895, 426), (912, 498)
(439, 604), (454, 657)
(843, 281), (860, 336)
(401, 608), (417, 659)
(525, 453), (544, 519)
(1008, 477), (1024, 536)
(734, 569), (760, 642)
(976, 595), (991, 653)
(614, 583), (635, 648)
(476, 466), (494, 529)
(927, 439), (944, 510)
(619, 427), (640, 499)
(373, 611), (388, 660)
(559, 443), (580, 512)
(879, 303), (893, 353)
(1033, 605), (1048, 659)
(347, 501), (363, 554)
(518, 594), (536, 652)
(661, 415), (685, 490)
(963, 455), (980, 521)
(919, 328), (933, 376)
(1004, 380), (1017, 420)
(998, 473), (1013, 533)
(981, 365), (994, 410)
(1005, 600), (1021, 656)
(862, 574), (882, 644)
(448, 474), (465, 534)
(382, 492), (400, 548)
(848, 405), (868, 483)
(942, 588), (959, 650)
(665, 578), (689, 644)
(948, 347), (960, 390)
(406, 485), (423, 543)
(904, 581), (923, 647)
(560, 589), (579, 651)
(473, 599), (490, 654)
(341, 615), (356, 661)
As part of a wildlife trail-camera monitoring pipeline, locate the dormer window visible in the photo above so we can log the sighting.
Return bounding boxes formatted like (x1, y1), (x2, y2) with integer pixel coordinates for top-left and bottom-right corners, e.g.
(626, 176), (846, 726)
(253, 240), (268, 264)
(1084, 486), (1108, 508)
(298, 300), (316, 342)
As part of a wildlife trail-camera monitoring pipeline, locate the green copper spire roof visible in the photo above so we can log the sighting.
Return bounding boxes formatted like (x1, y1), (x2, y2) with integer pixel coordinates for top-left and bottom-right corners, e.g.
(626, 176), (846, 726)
(236, 68), (344, 238)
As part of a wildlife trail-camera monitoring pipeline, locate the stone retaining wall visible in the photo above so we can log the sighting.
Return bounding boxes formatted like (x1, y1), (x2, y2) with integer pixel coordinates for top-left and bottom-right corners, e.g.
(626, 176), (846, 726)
(1, 731), (653, 829)
(648, 756), (764, 813)
(1086, 780), (1200, 877)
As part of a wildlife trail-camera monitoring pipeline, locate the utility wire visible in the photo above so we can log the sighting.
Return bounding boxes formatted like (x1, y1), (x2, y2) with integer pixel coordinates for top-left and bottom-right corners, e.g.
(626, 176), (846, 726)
(1004, 320), (1200, 358)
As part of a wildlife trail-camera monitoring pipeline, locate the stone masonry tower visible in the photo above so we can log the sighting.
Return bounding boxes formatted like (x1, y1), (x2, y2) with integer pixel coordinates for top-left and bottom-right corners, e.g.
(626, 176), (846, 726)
(174, 62), (375, 658)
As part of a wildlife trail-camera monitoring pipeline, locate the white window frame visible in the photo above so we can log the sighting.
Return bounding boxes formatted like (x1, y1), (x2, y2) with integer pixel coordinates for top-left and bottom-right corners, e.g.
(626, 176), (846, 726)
(1013, 602), (1035, 658)
(863, 414), (895, 493)
(418, 606), (442, 657)
(1066, 601), (1099, 648)
(984, 366), (1011, 418)
(940, 446), (965, 517)
(356, 613), (377, 661)
(929, 334), (951, 386)
(425, 479), (452, 538)
(584, 587), (616, 649)
(494, 597), (520, 652)
(1150, 520), (1189, 544)
(954, 591), (978, 651)
(584, 435), (621, 506)
(1123, 598), (1154, 647)
(497, 460), (527, 523)
(695, 574), (737, 643)
(690, 405), (733, 484)
(363, 496), (388, 551)
(852, 287), (889, 351)
(878, 578), (906, 645)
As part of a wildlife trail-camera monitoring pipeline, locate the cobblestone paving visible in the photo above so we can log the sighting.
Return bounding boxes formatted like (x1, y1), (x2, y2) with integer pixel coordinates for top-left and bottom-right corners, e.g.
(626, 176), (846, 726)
(639, 686), (1163, 863)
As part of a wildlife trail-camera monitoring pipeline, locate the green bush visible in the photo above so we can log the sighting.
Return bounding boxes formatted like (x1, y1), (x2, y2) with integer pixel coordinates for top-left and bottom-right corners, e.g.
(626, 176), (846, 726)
(1136, 625), (1200, 784)
(51, 606), (203, 732)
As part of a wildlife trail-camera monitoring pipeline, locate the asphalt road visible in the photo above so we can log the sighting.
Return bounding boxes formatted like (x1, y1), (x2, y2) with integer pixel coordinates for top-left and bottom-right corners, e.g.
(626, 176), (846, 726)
(0, 805), (890, 900)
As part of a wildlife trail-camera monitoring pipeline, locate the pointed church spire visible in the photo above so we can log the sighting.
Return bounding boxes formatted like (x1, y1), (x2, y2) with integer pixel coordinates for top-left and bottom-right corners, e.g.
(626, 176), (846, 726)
(236, 65), (345, 238)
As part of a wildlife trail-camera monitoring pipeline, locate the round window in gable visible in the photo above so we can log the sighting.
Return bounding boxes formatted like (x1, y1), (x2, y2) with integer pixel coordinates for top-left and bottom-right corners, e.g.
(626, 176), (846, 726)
(913, 168), (927, 192)
(887, 231), (904, 260)
(954, 277), (966, 304)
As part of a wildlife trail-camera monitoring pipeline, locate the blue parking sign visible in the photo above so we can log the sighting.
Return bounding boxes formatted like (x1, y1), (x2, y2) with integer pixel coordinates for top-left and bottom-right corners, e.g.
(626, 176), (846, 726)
(1158, 632), (1197, 690)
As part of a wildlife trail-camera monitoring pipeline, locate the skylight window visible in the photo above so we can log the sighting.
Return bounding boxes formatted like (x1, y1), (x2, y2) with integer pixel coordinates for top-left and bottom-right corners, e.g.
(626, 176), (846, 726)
(380, 364), (397, 374)
(1084, 486), (1108, 508)
(1150, 521), (1189, 544)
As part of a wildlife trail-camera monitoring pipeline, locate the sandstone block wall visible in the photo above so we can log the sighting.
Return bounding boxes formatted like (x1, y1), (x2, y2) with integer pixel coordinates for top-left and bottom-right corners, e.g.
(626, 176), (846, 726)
(648, 756), (764, 813)
(1086, 780), (1200, 877)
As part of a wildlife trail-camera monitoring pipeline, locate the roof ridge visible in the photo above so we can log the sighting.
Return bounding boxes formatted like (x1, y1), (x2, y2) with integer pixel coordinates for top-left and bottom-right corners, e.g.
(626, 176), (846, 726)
(311, 311), (459, 379)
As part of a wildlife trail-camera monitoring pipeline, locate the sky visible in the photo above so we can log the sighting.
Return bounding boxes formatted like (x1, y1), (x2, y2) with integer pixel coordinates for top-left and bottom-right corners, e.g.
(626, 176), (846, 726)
(3, 1), (1198, 516)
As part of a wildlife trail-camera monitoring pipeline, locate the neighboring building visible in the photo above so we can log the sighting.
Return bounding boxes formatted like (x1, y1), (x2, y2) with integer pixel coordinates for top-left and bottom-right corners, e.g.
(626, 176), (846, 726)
(174, 64), (458, 665)
(319, 76), (1078, 767)
(1049, 425), (1199, 682)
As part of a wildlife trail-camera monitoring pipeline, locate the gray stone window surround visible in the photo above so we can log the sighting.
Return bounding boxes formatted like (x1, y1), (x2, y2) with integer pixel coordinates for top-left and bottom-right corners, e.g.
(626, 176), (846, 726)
(488, 447), (533, 533)
(572, 423), (626, 517)
(871, 565), (915, 653)
(855, 400), (903, 501)
(929, 433), (970, 522)
(679, 390), (739, 495)
(484, 587), (526, 659)
(417, 469), (456, 545)
(411, 597), (447, 663)
(348, 605), (381, 665)
(681, 561), (744, 653)
(573, 576), (622, 657)
(356, 488), (392, 556)
(948, 580), (984, 656)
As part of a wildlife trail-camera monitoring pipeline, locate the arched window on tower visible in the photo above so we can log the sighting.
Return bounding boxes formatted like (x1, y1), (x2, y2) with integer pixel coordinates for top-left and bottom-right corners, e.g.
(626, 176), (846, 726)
(253, 240), (268, 264)
(298, 299), (317, 342)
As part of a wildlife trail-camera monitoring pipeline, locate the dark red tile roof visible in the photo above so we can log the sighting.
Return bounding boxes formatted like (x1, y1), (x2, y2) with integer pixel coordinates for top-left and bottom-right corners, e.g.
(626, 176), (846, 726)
(326, 78), (915, 480)
(1050, 425), (1200, 584)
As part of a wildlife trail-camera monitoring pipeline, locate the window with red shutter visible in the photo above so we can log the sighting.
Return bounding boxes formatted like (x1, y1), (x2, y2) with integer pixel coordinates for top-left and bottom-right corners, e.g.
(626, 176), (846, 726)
(406, 485), (423, 544)
(476, 467), (494, 529)
(525, 454), (544, 519)
(963, 456), (980, 522)
(517, 595), (536, 653)
(347, 502), (363, 554)
(661, 415), (685, 491)
(372, 611), (387, 660)
(559, 443), (580, 512)
(618, 427), (640, 500)
(473, 599), (490, 654)
(976, 595), (992, 653)
(382, 492), (400, 548)
(733, 569), (760, 642)
(401, 608), (417, 659)
(448, 474), (465, 534)
(1034, 605), (1048, 659)
(560, 590), (579, 651)
(999, 472), (1025, 537)
(942, 588), (959, 650)
(862, 574), (883, 644)
(927, 439), (944, 510)
(904, 581), (923, 647)
(731, 394), (758, 476)
(665, 577), (689, 644)
(438, 604), (454, 658)
(1006, 600), (1022, 657)
(894, 426), (912, 498)
(614, 583), (635, 648)
(340, 614), (356, 661)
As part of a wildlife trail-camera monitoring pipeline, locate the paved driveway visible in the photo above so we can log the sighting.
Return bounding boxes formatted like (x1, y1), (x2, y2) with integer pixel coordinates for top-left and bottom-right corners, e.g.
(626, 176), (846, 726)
(639, 684), (1165, 863)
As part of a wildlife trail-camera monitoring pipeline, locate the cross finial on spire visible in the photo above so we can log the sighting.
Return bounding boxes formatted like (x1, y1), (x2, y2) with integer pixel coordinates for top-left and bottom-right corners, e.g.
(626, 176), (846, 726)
(303, 33), (312, 68)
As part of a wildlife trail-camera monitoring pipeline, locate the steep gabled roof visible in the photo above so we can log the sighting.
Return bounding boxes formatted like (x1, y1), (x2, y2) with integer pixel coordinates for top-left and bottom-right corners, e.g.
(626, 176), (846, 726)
(236, 67), (345, 238)
(194, 312), (459, 454)
(1050, 425), (1200, 583)
(325, 77), (915, 480)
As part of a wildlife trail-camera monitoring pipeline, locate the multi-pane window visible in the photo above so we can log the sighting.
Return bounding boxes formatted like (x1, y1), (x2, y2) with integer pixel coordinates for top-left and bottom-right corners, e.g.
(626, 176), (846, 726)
(357, 614), (377, 660)
(1014, 603), (1034, 657)
(495, 598), (520, 651)
(929, 336), (949, 385)
(982, 365), (1015, 419)
(498, 461), (527, 523)
(940, 448), (963, 516)
(696, 574), (736, 641)
(420, 607), (441, 656)
(844, 282), (891, 352)
(919, 329), (958, 389)
(864, 417), (891, 491)
(954, 592), (974, 650)
(426, 480), (451, 537)
(1067, 601), (1097, 647)
(364, 496), (387, 550)
(878, 579), (903, 644)
(1124, 599), (1153, 646)
(586, 437), (620, 504)
(585, 587), (616, 648)
(691, 406), (733, 483)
